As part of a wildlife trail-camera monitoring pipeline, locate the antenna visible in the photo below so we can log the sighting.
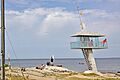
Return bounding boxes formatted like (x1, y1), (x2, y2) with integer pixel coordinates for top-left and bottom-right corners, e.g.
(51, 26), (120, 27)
(79, 11), (86, 31)
(76, 2), (86, 31)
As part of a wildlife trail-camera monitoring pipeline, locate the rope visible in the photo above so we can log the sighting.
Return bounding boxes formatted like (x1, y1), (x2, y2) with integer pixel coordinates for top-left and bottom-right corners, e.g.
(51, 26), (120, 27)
(6, 30), (28, 80)
(6, 30), (18, 60)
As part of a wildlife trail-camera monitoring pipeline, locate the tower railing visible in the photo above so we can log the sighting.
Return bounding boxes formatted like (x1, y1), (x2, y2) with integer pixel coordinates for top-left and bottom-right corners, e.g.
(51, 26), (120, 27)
(70, 41), (108, 49)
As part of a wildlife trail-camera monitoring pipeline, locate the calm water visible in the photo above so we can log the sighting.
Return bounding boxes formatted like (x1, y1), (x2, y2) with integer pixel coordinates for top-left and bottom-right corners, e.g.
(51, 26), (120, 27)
(5, 58), (120, 73)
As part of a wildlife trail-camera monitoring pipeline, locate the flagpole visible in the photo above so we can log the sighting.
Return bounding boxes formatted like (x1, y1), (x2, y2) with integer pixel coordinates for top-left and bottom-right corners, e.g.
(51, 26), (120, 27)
(1, 0), (5, 80)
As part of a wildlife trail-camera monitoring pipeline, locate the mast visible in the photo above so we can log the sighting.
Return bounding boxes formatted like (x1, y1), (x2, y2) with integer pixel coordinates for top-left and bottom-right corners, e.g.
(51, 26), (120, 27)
(79, 12), (86, 31)
(1, 0), (5, 80)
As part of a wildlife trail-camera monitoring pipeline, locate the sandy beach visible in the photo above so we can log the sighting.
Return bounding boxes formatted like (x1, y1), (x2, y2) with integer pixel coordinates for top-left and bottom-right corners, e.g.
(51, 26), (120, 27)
(5, 66), (120, 80)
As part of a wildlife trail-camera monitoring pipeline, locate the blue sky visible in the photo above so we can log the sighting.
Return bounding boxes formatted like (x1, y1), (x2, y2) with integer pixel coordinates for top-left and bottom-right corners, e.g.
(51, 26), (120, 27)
(0, 0), (120, 59)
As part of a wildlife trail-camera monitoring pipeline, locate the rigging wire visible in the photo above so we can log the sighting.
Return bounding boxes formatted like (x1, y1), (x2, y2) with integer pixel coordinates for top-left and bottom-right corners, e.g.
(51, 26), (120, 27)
(6, 30), (18, 60)
(6, 29), (28, 80)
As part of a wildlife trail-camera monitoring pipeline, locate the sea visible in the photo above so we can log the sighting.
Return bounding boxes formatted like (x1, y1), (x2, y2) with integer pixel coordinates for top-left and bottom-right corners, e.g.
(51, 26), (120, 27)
(5, 58), (120, 73)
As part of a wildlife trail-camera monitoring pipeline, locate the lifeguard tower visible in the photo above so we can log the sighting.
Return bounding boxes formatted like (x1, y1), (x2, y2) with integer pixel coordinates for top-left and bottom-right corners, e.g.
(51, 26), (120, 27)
(70, 13), (108, 72)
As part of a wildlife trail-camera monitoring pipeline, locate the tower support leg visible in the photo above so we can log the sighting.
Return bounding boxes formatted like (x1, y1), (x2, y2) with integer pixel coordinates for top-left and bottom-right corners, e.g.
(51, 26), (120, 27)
(82, 49), (97, 72)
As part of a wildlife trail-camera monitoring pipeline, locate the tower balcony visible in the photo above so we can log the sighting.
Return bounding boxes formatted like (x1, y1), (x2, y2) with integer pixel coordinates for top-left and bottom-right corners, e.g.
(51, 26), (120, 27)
(70, 41), (108, 49)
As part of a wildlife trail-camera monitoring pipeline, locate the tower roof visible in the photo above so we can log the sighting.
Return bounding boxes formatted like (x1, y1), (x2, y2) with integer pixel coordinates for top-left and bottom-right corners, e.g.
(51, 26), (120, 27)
(71, 31), (105, 37)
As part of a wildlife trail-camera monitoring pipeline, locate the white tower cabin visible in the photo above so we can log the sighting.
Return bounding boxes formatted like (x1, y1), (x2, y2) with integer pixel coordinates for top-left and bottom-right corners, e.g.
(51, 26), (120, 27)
(70, 13), (108, 73)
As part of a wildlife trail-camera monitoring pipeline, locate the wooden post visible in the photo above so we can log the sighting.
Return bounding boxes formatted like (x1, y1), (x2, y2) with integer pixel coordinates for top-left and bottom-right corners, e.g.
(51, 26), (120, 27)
(1, 0), (5, 79)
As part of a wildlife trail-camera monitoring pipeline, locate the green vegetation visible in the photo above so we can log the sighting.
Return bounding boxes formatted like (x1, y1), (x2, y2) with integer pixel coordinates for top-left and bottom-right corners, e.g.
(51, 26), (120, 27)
(4, 68), (120, 80)
(64, 77), (120, 80)
(4, 64), (9, 67)
(81, 73), (99, 77)
(6, 74), (29, 80)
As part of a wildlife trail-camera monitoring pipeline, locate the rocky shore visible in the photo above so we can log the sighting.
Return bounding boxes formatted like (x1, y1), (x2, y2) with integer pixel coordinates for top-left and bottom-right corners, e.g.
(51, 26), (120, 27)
(4, 65), (120, 80)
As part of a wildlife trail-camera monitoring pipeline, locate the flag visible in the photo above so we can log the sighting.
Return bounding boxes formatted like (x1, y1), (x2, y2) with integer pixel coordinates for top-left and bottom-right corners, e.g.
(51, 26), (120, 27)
(102, 39), (107, 44)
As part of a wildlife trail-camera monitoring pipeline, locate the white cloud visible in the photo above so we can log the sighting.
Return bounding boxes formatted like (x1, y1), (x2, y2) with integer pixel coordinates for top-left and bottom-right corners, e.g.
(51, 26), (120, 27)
(6, 10), (37, 31)
(8, 0), (120, 4)
(5, 8), (120, 37)
(6, 7), (77, 35)
(89, 20), (120, 35)
(38, 10), (77, 36)
(81, 9), (107, 17)
(80, 9), (120, 18)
